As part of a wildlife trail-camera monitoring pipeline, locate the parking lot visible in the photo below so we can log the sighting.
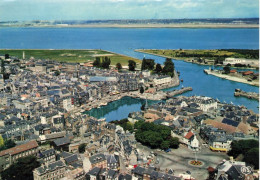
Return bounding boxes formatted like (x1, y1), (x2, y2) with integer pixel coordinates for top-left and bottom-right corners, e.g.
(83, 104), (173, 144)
(136, 143), (229, 179)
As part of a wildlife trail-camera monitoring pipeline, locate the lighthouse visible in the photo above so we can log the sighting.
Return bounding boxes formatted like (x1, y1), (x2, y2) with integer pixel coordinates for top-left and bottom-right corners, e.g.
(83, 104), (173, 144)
(22, 51), (25, 60)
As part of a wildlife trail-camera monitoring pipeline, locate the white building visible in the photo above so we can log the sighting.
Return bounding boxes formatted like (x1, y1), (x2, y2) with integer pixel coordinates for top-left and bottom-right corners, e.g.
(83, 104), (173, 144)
(153, 76), (172, 86)
(183, 131), (199, 150)
(223, 58), (259, 67)
(193, 96), (217, 112)
(63, 97), (74, 111)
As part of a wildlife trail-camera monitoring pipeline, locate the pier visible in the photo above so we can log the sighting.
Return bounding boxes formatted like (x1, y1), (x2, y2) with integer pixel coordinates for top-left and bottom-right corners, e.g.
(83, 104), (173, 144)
(166, 87), (193, 98)
(234, 89), (259, 101)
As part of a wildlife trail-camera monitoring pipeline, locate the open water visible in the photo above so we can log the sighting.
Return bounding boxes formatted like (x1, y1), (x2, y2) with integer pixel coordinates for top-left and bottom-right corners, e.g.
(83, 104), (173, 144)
(0, 27), (258, 121)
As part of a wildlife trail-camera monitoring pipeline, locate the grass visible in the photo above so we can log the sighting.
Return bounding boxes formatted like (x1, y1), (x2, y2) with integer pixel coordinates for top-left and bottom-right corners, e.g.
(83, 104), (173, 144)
(137, 49), (259, 60)
(0, 49), (141, 66)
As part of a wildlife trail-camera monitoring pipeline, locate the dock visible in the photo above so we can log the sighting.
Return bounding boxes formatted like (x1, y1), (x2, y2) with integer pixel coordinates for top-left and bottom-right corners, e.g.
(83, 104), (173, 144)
(234, 89), (259, 101)
(166, 87), (193, 98)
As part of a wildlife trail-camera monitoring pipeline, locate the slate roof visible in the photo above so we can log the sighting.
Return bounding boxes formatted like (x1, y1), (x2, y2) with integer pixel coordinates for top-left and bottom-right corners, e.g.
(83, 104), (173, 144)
(132, 166), (145, 176)
(89, 153), (106, 164)
(222, 118), (239, 127)
(118, 174), (132, 180)
(87, 167), (101, 176)
(53, 136), (70, 146)
(34, 160), (66, 175)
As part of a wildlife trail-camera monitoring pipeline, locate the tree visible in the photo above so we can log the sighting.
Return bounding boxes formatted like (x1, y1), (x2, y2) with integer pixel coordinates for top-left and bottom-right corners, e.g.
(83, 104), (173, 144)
(128, 60), (136, 71)
(0, 135), (4, 147)
(170, 137), (179, 149)
(162, 58), (175, 77)
(140, 87), (144, 94)
(223, 65), (231, 74)
(54, 70), (60, 76)
(155, 63), (162, 73)
(93, 57), (101, 67)
(4, 54), (9, 59)
(244, 148), (259, 169)
(160, 140), (170, 150)
(116, 63), (122, 70)
(101, 56), (111, 69)
(141, 58), (155, 71)
(78, 143), (86, 153)
(1, 156), (40, 180)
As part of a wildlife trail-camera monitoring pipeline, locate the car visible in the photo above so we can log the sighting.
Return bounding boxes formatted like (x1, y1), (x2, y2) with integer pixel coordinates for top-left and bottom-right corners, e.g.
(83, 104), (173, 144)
(154, 153), (157, 156)
(165, 148), (171, 153)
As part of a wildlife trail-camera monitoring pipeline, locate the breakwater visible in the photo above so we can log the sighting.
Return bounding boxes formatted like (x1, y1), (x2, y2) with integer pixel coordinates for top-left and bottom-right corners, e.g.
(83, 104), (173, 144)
(234, 89), (259, 101)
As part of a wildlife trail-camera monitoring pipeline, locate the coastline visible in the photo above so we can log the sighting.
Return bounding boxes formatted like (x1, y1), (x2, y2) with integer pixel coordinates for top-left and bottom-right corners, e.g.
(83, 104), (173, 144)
(204, 69), (259, 87)
(135, 49), (259, 70)
(0, 23), (259, 29)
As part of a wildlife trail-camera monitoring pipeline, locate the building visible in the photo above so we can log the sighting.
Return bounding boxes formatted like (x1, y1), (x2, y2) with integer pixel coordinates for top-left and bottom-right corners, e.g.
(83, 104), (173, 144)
(33, 160), (66, 180)
(183, 131), (199, 150)
(0, 140), (38, 171)
(223, 58), (259, 67)
(192, 96), (217, 112)
(153, 76), (172, 86)
(89, 153), (107, 169)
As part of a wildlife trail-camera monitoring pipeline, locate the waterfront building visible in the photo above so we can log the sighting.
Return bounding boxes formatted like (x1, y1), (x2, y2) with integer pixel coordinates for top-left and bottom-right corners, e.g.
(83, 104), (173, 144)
(223, 58), (259, 67)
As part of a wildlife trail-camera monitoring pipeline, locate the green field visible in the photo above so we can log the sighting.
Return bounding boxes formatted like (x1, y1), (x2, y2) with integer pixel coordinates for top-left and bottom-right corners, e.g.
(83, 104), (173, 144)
(0, 49), (141, 66)
(136, 49), (259, 60)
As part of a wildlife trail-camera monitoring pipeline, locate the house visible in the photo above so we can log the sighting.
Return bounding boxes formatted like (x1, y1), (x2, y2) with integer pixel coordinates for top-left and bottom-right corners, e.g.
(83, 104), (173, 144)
(192, 96), (217, 112)
(0, 140), (38, 172)
(53, 136), (71, 151)
(65, 167), (85, 180)
(86, 167), (101, 180)
(38, 148), (56, 164)
(33, 160), (66, 180)
(208, 133), (233, 152)
(89, 153), (107, 169)
(153, 76), (172, 87)
(106, 154), (119, 170)
(183, 131), (199, 150)
(215, 159), (254, 180)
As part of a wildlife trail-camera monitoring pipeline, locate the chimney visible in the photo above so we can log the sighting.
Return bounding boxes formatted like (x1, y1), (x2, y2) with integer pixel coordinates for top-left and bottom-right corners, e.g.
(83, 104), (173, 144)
(230, 156), (234, 163)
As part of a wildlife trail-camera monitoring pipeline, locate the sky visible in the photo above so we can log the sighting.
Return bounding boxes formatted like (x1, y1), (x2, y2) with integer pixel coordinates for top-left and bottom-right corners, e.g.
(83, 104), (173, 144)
(0, 0), (259, 21)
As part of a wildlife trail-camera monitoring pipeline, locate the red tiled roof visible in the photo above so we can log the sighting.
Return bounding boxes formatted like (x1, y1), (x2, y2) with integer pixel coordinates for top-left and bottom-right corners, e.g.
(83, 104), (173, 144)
(0, 140), (38, 157)
(230, 69), (237, 73)
(243, 71), (254, 75)
(184, 131), (194, 139)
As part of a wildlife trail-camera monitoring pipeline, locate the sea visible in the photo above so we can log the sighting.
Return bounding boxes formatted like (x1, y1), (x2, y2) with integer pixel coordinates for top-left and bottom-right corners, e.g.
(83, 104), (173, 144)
(0, 27), (259, 121)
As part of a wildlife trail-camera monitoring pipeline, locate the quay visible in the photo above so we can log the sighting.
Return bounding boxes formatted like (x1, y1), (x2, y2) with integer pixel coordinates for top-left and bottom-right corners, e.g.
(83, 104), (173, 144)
(234, 89), (259, 101)
(166, 87), (193, 98)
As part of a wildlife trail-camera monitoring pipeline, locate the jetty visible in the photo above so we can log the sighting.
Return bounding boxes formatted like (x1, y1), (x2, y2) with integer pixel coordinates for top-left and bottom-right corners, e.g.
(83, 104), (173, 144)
(166, 87), (193, 98)
(234, 89), (259, 101)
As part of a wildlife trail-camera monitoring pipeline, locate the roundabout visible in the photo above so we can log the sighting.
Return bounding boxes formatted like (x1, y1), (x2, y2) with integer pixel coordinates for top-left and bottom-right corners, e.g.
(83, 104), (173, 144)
(188, 160), (204, 167)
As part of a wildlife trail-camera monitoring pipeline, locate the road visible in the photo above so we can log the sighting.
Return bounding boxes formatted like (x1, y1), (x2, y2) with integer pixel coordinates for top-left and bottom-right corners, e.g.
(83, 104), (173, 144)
(136, 143), (229, 180)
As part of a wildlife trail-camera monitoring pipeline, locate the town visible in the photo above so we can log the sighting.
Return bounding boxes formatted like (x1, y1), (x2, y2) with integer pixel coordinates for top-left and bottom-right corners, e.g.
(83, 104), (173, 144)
(0, 52), (258, 180)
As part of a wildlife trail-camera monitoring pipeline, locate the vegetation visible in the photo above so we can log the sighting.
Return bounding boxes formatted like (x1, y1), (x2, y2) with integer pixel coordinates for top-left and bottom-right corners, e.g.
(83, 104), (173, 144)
(78, 143), (86, 153)
(0, 138), (16, 151)
(138, 49), (259, 60)
(116, 62), (122, 70)
(111, 119), (179, 150)
(128, 60), (136, 71)
(162, 58), (175, 77)
(110, 118), (134, 133)
(155, 63), (162, 73)
(134, 120), (179, 149)
(140, 87), (144, 94)
(141, 58), (155, 71)
(223, 65), (231, 74)
(1, 156), (40, 180)
(0, 49), (141, 66)
(228, 139), (259, 169)
(93, 56), (111, 69)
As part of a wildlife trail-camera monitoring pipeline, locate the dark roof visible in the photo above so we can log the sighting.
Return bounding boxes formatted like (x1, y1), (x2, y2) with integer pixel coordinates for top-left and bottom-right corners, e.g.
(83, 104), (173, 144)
(89, 153), (106, 164)
(87, 167), (101, 176)
(64, 154), (78, 164)
(132, 166), (145, 176)
(222, 118), (239, 127)
(53, 137), (70, 146)
(35, 160), (66, 175)
(118, 174), (132, 180)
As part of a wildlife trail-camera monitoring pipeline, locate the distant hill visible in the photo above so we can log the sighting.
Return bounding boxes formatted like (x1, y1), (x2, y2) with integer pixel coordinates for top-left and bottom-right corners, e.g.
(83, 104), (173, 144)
(0, 18), (258, 27)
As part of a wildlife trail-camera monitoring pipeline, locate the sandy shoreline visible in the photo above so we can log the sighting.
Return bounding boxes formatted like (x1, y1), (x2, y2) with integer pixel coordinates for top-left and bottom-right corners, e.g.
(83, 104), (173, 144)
(1, 23), (259, 28)
(204, 69), (259, 86)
